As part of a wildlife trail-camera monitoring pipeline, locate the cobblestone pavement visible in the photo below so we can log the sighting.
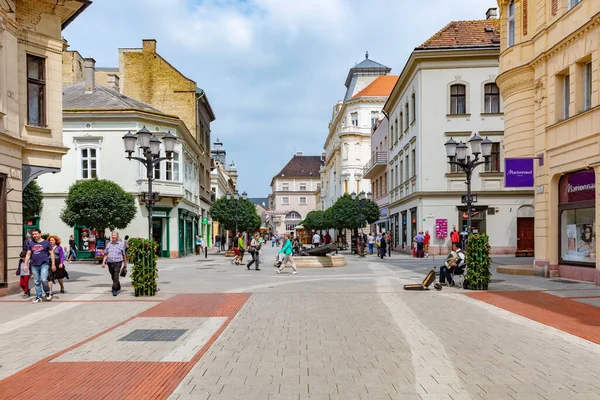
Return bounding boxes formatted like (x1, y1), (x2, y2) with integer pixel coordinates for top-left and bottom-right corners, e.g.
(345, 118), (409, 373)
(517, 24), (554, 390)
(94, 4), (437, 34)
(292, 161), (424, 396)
(1, 245), (599, 399)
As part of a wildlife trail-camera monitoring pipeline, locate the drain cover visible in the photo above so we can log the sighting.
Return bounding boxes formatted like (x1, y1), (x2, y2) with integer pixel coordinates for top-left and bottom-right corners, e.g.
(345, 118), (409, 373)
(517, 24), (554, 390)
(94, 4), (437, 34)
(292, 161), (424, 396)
(196, 259), (216, 262)
(118, 329), (187, 342)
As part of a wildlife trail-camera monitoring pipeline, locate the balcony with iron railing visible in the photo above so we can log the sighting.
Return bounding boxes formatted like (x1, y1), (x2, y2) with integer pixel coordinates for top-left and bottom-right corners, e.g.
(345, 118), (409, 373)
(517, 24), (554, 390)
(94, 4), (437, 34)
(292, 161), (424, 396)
(363, 152), (388, 179)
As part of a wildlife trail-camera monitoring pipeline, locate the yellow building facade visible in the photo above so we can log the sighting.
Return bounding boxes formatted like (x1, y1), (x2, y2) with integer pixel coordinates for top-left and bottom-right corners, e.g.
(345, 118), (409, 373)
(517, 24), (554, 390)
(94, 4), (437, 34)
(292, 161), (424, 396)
(497, 0), (600, 283)
(0, 0), (89, 295)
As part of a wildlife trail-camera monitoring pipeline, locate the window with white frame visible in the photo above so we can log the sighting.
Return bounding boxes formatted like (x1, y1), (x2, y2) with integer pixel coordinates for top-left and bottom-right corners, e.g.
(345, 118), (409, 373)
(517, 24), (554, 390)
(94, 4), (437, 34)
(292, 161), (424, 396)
(562, 72), (571, 120)
(282, 182), (289, 191)
(299, 183), (307, 191)
(80, 147), (98, 179)
(507, 1), (515, 47)
(299, 197), (307, 205)
(411, 93), (416, 122)
(165, 152), (180, 181)
(371, 111), (379, 127)
(351, 112), (358, 126)
(450, 84), (467, 114)
(569, 0), (580, 9)
(584, 61), (592, 111)
(411, 148), (416, 178)
(404, 103), (409, 130)
(282, 197), (290, 205)
(484, 83), (501, 113)
(485, 143), (501, 172)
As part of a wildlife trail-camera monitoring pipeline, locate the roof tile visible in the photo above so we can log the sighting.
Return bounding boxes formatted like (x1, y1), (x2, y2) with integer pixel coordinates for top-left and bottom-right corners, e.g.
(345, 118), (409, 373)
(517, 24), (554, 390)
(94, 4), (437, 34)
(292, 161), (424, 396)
(352, 75), (399, 98)
(275, 155), (322, 179)
(417, 19), (500, 49)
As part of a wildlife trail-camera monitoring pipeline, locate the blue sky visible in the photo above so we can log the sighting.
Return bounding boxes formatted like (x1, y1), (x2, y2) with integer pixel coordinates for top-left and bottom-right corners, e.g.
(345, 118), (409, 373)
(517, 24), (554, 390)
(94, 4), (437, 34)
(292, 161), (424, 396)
(64, 0), (498, 197)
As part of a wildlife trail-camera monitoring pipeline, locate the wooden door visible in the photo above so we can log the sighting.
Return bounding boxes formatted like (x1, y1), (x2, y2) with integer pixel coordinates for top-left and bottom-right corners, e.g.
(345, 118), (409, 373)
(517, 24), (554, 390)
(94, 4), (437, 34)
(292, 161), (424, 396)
(517, 217), (534, 251)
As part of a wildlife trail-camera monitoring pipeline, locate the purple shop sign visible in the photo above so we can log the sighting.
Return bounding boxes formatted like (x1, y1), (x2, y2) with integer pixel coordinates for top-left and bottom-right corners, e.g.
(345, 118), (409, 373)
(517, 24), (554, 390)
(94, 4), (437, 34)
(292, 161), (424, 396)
(505, 158), (534, 187)
(560, 169), (596, 204)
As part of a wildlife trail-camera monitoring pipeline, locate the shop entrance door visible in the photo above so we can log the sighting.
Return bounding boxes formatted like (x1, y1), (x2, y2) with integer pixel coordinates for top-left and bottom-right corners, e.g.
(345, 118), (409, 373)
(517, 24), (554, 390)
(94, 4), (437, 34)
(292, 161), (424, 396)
(0, 174), (6, 285)
(152, 219), (163, 256)
(517, 217), (534, 251)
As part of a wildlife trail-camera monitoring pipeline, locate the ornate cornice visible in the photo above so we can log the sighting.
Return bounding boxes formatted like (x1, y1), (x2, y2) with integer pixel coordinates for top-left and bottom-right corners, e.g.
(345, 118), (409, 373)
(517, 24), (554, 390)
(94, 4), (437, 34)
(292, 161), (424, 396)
(497, 66), (534, 98)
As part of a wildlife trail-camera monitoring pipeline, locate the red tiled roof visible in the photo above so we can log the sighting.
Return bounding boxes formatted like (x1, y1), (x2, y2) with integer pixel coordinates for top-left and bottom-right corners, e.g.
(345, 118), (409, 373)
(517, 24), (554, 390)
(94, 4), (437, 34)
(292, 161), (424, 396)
(417, 19), (500, 49)
(275, 155), (322, 178)
(352, 75), (399, 98)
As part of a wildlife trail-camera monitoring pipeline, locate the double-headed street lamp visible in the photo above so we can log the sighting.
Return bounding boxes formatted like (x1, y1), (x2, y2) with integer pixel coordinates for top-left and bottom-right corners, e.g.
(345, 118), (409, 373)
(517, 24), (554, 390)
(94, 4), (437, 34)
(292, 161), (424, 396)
(351, 190), (373, 258)
(444, 133), (492, 241)
(122, 126), (177, 240)
(226, 190), (248, 236)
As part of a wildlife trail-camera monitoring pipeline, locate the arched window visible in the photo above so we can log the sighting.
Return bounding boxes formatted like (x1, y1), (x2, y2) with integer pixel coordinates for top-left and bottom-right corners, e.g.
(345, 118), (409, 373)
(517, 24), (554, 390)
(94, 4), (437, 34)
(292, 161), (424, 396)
(285, 211), (302, 232)
(484, 83), (500, 113)
(286, 211), (302, 220)
(507, 0), (515, 47)
(450, 84), (466, 115)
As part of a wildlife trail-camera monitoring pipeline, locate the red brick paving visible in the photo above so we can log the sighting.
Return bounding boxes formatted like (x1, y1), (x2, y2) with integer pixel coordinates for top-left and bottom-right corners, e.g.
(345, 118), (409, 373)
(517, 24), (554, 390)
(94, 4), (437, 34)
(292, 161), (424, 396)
(0, 293), (250, 400)
(465, 291), (600, 344)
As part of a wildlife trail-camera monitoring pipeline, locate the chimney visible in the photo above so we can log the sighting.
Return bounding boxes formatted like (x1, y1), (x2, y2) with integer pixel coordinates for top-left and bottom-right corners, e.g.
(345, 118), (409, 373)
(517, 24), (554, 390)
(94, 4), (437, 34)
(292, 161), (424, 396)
(486, 7), (498, 20)
(321, 152), (326, 162)
(107, 74), (120, 92)
(142, 39), (157, 53)
(84, 58), (95, 94)
(296, 151), (303, 156)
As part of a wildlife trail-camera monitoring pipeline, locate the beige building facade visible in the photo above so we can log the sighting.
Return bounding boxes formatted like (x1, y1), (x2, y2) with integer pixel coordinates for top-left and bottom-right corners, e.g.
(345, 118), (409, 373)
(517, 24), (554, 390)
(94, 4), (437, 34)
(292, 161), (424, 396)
(497, 0), (600, 283)
(0, 0), (89, 295)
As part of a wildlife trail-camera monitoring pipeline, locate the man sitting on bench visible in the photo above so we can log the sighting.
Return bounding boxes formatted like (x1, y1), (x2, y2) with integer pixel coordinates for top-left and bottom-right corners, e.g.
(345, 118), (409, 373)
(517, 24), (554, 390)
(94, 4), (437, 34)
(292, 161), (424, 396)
(439, 243), (465, 287)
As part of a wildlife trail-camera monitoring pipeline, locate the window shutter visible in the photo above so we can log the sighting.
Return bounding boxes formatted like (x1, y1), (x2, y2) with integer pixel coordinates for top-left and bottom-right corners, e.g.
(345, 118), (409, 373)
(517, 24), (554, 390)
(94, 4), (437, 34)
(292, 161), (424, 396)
(552, 0), (558, 16)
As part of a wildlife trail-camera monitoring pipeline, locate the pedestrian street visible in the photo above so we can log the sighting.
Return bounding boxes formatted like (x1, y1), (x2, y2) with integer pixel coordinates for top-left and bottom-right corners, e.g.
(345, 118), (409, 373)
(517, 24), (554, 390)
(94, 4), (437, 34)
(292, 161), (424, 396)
(1, 246), (600, 400)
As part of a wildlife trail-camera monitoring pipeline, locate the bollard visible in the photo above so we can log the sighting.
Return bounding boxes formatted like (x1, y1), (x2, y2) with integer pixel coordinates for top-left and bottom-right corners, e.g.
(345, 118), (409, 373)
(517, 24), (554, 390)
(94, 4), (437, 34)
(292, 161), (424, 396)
(205, 246), (207, 258)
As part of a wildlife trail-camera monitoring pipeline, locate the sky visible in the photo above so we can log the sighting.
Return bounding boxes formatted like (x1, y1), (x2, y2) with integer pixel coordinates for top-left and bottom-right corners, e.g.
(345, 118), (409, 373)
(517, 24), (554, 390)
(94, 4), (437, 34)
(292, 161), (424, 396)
(64, 0), (498, 197)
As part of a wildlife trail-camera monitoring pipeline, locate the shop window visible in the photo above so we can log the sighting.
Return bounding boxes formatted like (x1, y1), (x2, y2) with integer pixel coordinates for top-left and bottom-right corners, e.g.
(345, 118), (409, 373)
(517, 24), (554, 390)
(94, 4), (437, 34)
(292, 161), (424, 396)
(27, 54), (46, 127)
(484, 83), (500, 113)
(450, 84), (466, 114)
(559, 169), (596, 265)
(485, 143), (501, 172)
(80, 148), (98, 179)
(507, 1), (515, 47)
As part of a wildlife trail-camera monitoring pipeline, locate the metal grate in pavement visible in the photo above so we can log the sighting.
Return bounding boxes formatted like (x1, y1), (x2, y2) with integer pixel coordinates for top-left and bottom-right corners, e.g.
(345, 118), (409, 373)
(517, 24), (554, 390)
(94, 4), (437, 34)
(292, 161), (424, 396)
(118, 329), (187, 342)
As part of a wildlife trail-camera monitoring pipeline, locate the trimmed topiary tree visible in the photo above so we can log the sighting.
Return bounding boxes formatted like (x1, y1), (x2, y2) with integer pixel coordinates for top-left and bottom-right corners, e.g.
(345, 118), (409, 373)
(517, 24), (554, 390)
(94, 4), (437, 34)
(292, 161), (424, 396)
(465, 233), (492, 290)
(127, 238), (158, 296)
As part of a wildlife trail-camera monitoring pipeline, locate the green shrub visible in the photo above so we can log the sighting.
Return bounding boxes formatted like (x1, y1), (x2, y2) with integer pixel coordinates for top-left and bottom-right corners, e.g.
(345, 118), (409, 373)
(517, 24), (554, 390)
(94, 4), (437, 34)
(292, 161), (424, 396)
(127, 238), (158, 296)
(465, 233), (492, 290)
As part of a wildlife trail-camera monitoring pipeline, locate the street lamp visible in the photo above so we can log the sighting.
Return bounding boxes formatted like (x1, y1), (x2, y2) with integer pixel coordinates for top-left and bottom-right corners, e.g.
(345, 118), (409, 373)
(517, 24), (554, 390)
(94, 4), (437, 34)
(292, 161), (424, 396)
(444, 133), (492, 242)
(122, 127), (176, 240)
(352, 190), (373, 258)
(226, 190), (247, 236)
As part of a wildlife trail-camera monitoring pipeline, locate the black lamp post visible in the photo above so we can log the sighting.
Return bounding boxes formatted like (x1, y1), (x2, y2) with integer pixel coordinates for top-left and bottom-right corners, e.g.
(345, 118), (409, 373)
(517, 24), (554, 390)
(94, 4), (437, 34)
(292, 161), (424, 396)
(351, 190), (373, 258)
(122, 127), (177, 240)
(444, 133), (493, 242)
(226, 190), (248, 236)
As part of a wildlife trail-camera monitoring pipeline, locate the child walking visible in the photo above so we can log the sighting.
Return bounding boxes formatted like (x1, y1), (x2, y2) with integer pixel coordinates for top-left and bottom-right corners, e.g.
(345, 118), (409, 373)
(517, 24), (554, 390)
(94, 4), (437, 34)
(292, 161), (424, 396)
(16, 250), (31, 298)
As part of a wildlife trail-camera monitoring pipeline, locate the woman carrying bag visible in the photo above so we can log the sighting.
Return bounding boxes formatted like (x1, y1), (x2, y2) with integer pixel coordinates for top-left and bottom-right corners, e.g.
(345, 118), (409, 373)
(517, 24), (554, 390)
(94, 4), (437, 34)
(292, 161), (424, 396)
(246, 233), (261, 271)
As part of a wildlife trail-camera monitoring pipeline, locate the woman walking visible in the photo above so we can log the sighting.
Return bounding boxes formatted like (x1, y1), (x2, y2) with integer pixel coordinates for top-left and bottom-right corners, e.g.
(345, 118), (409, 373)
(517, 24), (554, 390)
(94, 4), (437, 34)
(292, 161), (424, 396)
(67, 234), (78, 262)
(246, 233), (262, 271)
(276, 233), (298, 274)
(48, 235), (69, 294)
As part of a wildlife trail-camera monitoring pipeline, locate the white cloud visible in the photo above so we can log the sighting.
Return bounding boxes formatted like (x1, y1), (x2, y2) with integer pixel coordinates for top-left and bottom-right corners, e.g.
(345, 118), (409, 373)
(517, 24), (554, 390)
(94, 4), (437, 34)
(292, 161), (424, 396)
(64, 0), (498, 196)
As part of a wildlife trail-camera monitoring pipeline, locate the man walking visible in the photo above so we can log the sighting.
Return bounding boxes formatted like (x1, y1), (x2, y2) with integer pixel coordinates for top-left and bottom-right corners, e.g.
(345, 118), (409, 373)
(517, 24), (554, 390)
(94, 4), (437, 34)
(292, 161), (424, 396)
(102, 232), (127, 296)
(414, 231), (425, 258)
(312, 231), (321, 247)
(23, 228), (55, 303)
(367, 233), (375, 254)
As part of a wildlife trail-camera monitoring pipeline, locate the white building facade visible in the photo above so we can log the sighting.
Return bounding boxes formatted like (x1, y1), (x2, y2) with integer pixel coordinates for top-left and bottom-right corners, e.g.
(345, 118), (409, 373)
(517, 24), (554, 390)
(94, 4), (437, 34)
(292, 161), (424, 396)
(363, 117), (390, 234)
(320, 54), (397, 213)
(384, 16), (534, 254)
(38, 75), (206, 258)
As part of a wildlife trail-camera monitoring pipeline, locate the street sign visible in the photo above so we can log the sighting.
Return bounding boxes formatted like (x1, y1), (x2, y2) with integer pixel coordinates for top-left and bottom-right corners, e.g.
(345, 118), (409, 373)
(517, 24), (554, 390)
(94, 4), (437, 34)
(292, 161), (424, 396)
(152, 211), (167, 217)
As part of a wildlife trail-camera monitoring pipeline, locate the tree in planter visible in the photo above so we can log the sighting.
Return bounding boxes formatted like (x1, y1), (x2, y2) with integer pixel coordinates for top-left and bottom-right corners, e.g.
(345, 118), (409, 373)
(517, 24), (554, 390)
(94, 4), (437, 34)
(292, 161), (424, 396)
(127, 238), (158, 296)
(301, 210), (330, 232)
(210, 196), (261, 233)
(22, 180), (43, 222)
(328, 194), (380, 231)
(60, 179), (136, 239)
(465, 233), (492, 290)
